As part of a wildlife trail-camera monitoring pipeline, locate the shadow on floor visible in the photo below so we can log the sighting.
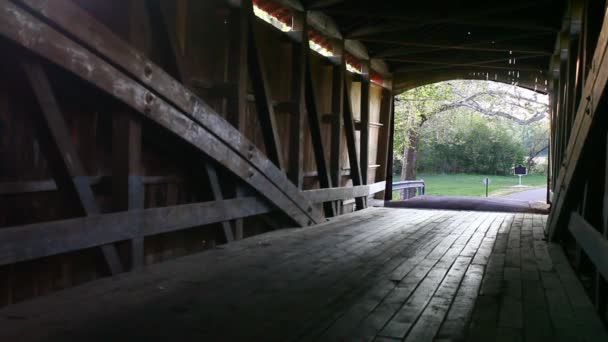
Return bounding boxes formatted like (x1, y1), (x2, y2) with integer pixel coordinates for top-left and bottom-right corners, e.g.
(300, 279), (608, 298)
(385, 195), (549, 214)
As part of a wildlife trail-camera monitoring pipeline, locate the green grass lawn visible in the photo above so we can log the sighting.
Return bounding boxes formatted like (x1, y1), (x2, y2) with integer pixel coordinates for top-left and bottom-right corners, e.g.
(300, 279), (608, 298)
(393, 173), (547, 197)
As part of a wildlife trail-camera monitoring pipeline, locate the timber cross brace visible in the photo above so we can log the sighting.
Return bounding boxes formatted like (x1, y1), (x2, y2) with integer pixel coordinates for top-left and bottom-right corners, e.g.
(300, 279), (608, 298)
(3, 0), (608, 328)
(0, 0), (391, 281)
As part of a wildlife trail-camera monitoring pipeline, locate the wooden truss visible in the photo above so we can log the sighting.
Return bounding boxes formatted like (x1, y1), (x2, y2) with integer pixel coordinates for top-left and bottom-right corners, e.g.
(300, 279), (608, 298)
(0, 0), (393, 269)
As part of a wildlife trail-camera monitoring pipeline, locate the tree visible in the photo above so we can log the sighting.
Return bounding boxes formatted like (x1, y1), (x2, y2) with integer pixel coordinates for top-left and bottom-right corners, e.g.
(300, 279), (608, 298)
(395, 80), (549, 180)
(417, 112), (526, 175)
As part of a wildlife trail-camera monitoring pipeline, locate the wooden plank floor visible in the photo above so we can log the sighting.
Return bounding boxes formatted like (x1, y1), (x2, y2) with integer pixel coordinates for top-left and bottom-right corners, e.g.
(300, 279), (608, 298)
(0, 208), (606, 341)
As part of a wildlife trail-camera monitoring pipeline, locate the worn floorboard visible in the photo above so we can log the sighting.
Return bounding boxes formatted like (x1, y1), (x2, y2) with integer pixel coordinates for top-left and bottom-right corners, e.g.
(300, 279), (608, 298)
(0, 208), (605, 341)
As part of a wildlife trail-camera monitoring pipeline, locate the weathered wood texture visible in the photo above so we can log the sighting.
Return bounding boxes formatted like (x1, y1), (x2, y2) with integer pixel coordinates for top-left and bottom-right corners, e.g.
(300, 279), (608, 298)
(0, 0), (391, 306)
(22, 61), (124, 275)
(547, 2), (608, 239)
(1, 209), (605, 341)
(0, 197), (270, 267)
(569, 213), (608, 281)
(3, 0), (320, 227)
(304, 181), (385, 203)
(544, 0), (608, 325)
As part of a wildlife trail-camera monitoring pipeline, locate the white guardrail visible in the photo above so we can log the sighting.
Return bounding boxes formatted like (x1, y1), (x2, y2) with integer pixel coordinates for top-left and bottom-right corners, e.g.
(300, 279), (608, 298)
(392, 180), (425, 200)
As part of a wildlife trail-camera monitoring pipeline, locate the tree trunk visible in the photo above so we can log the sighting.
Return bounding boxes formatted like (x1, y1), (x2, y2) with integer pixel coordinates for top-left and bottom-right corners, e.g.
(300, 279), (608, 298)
(402, 129), (419, 198)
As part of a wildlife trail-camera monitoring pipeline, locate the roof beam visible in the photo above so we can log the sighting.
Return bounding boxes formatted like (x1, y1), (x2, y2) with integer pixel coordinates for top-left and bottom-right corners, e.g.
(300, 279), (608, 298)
(394, 63), (544, 74)
(328, 2), (545, 25)
(307, 0), (346, 10)
(367, 36), (554, 58)
(388, 54), (546, 72)
(348, 20), (558, 39)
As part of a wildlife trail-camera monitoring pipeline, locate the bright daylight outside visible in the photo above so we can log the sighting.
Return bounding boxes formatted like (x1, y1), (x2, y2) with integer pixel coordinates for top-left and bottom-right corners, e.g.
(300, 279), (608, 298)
(393, 80), (549, 203)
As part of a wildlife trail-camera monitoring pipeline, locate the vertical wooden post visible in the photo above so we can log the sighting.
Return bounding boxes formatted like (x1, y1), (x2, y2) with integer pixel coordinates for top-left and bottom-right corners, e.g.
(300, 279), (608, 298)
(343, 74), (365, 210)
(245, 0), (284, 169)
(288, 11), (306, 188)
(360, 60), (370, 186)
(384, 94), (395, 202)
(376, 87), (392, 199)
(597, 130), (608, 315)
(303, 20), (336, 217)
(330, 40), (345, 190)
(227, 7), (248, 133)
(112, 112), (144, 268)
(111, 0), (149, 269)
(227, 7), (249, 240)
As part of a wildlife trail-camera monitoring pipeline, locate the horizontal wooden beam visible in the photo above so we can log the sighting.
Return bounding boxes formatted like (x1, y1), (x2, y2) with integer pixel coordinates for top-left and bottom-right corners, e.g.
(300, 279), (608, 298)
(4, 0), (321, 226)
(0, 197), (272, 267)
(370, 32), (554, 57)
(568, 213), (608, 280)
(354, 120), (383, 130)
(348, 20), (558, 38)
(304, 181), (385, 203)
(326, 3), (542, 23)
(0, 176), (182, 195)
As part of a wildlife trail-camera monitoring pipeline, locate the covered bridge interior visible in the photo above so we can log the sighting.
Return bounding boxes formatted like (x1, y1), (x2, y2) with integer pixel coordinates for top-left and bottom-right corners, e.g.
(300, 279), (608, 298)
(1, 0), (608, 340)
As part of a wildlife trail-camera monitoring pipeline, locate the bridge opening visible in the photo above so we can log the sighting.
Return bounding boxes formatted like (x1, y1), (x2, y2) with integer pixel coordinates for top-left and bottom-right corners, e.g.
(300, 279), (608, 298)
(389, 80), (550, 212)
(2, 0), (608, 339)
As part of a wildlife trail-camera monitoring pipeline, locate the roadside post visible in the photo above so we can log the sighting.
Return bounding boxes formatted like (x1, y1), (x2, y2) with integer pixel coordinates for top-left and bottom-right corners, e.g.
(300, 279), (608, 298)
(514, 165), (527, 185)
(483, 178), (491, 197)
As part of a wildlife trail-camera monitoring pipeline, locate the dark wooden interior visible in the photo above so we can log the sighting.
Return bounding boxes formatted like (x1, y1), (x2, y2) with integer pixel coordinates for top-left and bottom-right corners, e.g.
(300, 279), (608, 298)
(1, 0), (608, 340)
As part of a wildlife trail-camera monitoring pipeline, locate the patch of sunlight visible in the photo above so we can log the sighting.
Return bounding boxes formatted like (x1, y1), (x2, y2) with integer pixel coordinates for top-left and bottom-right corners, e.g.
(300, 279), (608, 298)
(253, 5), (291, 32)
(310, 40), (332, 57)
(346, 63), (361, 74)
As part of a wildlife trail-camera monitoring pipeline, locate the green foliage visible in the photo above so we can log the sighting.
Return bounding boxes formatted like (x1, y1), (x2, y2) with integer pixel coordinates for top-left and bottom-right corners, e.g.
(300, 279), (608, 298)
(393, 83), (456, 158)
(417, 112), (526, 175)
(393, 80), (549, 177)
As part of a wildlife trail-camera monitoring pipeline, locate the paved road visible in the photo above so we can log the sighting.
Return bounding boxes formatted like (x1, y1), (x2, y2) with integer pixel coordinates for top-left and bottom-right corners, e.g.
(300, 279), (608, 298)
(501, 187), (547, 202)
